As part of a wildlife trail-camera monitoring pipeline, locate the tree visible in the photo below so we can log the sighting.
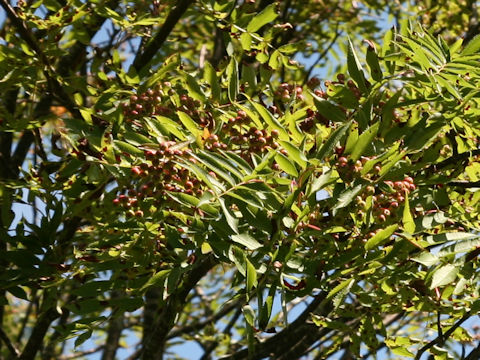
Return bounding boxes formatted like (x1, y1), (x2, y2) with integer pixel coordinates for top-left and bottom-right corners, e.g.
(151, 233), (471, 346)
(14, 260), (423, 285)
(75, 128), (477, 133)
(1, 0), (480, 359)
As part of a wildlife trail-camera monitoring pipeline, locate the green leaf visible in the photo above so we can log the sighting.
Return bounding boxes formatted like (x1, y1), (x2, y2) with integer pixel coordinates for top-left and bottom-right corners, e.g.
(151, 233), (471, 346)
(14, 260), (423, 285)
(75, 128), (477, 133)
(203, 62), (221, 101)
(7, 286), (28, 300)
(365, 43), (383, 81)
(177, 111), (201, 138)
(402, 192), (416, 234)
(226, 57), (239, 102)
(242, 304), (256, 326)
(412, 252), (439, 267)
(350, 121), (379, 161)
(390, 347), (415, 358)
(347, 38), (367, 92)
(139, 53), (179, 91)
(140, 270), (171, 292)
(185, 73), (206, 102)
(246, 3), (278, 32)
(461, 33), (480, 55)
(246, 258), (258, 295)
(249, 100), (289, 140)
(364, 224), (398, 250)
(231, 233), (262, 250)
(240, 32), (252, 51)
(113, 140), (144, 157)
(74, 330), (93, 348)
(311, 92), (347, 123)
(316, 120), (352, 160)
(430, 264), (459, 289)
(219, 198), (239, 233)
(332, 184), (363, 214)
(275, 153), (298, 177)
(278, 141), (307, 169)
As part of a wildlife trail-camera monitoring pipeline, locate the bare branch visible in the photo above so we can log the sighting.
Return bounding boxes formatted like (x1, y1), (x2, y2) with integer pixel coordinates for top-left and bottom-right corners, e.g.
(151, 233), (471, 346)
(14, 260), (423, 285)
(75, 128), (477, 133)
(58, 346), (105, 360)
(133, 0), (195, 73)
(415, 311), (472, 360)
(140, 254), (218, 359)
(0, 325), (20, 358)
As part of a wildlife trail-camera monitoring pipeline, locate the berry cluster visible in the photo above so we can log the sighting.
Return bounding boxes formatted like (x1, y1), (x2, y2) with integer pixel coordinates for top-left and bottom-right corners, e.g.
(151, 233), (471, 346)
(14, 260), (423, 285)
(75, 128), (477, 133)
(356, 176), (416, 222)
(273, 83), (305, 103)
(222, 110), (280, 156)
(122, 85), (172, 122)
(112, 141), (203, 218)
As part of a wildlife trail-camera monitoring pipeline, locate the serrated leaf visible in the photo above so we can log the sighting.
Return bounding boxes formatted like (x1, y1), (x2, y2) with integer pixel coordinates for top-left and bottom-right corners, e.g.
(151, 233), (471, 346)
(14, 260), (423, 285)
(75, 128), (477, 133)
(177, 111), (201, 138)
(246, 258), (257, 295)
(350, 122), (379, 161)
(278, 141), (307, 168)
(366, 43), (383, 81)
(249, 101), (289, 140)
(390, 347), (414, 358)
(275, 153), (298, 177)
(402, 192), (415, 234)
(246, 3), (278, 32)
(226, 57), (239, 102)
(185, 74), (206, 102)
(461, 33), (480, 55)
(311, 92), (347, 123)
(231, 233), (262, 250)
(430, 264), (459, 289)
(347, 38), (367, 92)
(219, 198), (238, 233)
(332, 184), (363, 214)
(412, 252), (439, 267)
(113, 140), (144, 156)
(364, 224), (398, 250)
(316, 120), (352, 160)
(203, 62), (220, 101)
(140, 270), (171, 291)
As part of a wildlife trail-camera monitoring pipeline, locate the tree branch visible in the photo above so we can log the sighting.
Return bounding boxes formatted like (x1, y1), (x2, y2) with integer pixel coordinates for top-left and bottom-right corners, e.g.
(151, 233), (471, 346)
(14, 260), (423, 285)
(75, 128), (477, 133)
(465, 341), (480, 360)
(101, 311), (125, 360)
(167, 298), (242, 339)
(426, 149), (480, 172)
(446, 180), (480, 188)
(133, 0), (195, 73)
(220, 292), (329, 360)
(0, 325), (20, 358)
(18, 307), (60, 360)
(415, 311), (471, 360)
(140, 254), (218, 359)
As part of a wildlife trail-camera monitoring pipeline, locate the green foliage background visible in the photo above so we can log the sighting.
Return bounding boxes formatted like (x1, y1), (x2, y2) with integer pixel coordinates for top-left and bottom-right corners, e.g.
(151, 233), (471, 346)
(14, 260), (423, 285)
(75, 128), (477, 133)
(1, 0), (480, 359)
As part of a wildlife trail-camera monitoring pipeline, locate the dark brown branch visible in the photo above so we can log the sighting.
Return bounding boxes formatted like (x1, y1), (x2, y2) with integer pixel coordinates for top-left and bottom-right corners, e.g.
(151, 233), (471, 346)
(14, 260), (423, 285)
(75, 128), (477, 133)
(0, 0), (79, 115)
(427, 149), (480, 172)
(446, 180), (480, 188)
(465, 342), (480, 360)
(303, 25), (342, 85)
(18, 307), (60, 360)
(415, 311), (471, 360)
(133, 0), (195, 73)
(167, 298), (242, 339)
(140, 254), (218, 359)
(220, 292), (329, 360)
(101, 311), (125, 360)
(0, 326), (20, 358)
(58, 346), (105, 360)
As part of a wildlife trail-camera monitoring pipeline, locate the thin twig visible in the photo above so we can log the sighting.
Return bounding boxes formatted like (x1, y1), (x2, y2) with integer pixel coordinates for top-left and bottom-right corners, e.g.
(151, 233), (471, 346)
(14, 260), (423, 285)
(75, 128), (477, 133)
(415, 311), (472, 360)
(0, 326), (20, 358)
(303, 25), (342, 85)
(133, 0), (195, 73)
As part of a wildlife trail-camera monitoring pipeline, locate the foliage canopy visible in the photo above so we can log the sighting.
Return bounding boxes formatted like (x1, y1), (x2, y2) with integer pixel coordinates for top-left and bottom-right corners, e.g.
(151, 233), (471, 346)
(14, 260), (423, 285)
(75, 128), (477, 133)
(1, 0), (480, 359)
